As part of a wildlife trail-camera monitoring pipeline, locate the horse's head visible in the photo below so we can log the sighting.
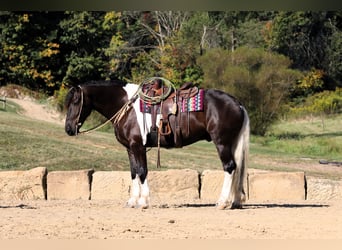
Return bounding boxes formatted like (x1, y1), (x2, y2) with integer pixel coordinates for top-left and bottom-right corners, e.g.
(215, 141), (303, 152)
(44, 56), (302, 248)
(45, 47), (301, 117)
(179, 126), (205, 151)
(64, 86), (92, 136)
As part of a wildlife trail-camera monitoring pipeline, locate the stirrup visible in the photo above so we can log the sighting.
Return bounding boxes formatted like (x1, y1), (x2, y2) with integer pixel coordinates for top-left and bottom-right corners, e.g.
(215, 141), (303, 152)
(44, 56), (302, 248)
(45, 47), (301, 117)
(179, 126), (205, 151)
(158, 120), (171, 136)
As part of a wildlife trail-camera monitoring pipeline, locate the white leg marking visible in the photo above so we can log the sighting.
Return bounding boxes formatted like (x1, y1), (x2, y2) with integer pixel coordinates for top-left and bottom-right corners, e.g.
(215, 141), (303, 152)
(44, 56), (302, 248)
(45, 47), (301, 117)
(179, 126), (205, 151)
(138, 179), (150, 209)
(127, 175), (140, 208)
(127, 175), (150, 209)
(217, 171), (233, 210)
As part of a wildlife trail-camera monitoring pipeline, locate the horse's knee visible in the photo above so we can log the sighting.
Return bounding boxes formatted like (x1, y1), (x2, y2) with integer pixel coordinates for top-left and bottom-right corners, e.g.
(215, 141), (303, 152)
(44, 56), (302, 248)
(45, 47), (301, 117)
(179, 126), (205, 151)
(137, 166), (148, 184)
(223, 159), (236, 174)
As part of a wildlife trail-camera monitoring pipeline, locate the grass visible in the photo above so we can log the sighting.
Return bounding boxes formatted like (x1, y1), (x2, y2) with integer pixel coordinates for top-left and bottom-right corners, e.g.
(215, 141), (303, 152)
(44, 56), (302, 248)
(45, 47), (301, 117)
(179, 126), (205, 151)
(1, 100), (341, 180)
(263, 115), (342, 160)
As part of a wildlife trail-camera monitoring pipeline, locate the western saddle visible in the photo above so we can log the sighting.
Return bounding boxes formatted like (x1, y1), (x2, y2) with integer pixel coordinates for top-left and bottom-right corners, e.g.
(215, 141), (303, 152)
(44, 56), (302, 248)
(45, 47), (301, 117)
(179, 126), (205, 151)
(140, 78), (199, 148)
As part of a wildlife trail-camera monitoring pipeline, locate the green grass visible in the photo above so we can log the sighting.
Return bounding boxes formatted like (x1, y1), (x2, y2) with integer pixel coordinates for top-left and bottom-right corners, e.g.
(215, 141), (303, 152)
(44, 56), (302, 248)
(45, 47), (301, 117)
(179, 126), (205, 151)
(264, 115), (342, 160)
(249, 114), (342, 179)
(1, 100), (341, 180)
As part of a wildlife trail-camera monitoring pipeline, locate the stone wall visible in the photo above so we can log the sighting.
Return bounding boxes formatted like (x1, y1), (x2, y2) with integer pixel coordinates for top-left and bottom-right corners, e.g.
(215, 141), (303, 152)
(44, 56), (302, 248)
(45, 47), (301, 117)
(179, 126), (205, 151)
(0, 167), (47, 200)
(1, 167), (341, 204)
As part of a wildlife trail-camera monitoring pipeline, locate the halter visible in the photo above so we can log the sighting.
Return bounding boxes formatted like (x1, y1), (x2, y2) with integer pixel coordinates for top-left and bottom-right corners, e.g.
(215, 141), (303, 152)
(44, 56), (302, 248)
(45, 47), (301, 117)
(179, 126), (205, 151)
(75, 85), (83, 136)
(74, 84), (136, 135)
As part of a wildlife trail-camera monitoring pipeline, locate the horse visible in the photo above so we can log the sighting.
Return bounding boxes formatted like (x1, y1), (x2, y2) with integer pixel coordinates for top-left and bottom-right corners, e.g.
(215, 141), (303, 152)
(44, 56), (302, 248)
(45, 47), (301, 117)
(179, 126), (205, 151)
(64, 79), (250, 209)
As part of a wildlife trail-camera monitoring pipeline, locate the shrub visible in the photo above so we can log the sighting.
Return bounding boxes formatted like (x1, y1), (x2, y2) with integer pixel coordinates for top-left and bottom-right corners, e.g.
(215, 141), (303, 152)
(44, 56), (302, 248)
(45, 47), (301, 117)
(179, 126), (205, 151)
(290, 88), (342, 118)
(53, 84), (69, 112)
(197, 46), (302, 135)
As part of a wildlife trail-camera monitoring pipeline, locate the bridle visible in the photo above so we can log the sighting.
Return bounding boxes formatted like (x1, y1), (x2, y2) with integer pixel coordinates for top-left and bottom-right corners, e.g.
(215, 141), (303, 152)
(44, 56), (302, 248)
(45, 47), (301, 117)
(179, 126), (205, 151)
(72, 85), (132, 135)
(74, 85), (84, 136)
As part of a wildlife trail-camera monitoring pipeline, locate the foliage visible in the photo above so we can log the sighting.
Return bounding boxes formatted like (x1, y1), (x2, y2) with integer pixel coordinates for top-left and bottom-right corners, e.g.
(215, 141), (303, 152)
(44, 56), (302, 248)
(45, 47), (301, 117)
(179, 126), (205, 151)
(270, 11), (342, 83)
(0, 12), (62, 93)
(291, 69), (324, 97)
(58, 11), (115, 84)
(53, 84), (69, 111)
(289, 88), (342, 118)
(197, 46), (302, 135)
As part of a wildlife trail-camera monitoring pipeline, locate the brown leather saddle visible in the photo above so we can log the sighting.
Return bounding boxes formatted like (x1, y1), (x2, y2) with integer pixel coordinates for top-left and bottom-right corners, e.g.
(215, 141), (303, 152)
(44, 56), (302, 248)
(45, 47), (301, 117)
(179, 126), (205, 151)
(141, 78), (199, 148)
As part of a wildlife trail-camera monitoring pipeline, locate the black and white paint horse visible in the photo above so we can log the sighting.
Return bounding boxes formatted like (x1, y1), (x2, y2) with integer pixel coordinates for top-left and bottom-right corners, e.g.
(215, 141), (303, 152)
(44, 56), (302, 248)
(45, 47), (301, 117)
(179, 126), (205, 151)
(64, 79), (250, 209)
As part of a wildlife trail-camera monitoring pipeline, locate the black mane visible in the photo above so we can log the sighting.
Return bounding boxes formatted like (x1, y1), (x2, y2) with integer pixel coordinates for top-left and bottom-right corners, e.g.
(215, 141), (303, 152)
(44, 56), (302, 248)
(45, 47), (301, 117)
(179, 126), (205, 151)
(81, 79), (128, 87)
(64, 79), (128, 108)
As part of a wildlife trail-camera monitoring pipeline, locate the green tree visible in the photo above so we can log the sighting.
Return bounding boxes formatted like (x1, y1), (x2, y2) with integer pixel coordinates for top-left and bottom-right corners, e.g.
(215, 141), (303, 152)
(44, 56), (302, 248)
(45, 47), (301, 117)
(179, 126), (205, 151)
(270, 11), (342, 85)
(59, 11), (116, 84)
(0, 12), (63, 93)
(324, 12), (342, 85)
(125, 11), (194, 84)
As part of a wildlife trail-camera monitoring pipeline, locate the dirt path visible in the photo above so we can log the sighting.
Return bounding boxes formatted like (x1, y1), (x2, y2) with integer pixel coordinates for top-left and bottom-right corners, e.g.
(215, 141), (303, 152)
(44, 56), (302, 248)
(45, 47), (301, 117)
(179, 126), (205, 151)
(1, 199), (342, 239)
(9, 98), (64, 125)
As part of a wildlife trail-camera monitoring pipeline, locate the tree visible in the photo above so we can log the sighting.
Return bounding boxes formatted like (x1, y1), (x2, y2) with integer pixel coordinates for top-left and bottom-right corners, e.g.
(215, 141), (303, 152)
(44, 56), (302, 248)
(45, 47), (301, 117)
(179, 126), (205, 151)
(270, 11), (342, 85)
(123, 11), (194, 84)
(197, 46), (302, 135)
(324, 12), (342, 85)
(59, 11), (117, 84)
(0, 11), (63, 93)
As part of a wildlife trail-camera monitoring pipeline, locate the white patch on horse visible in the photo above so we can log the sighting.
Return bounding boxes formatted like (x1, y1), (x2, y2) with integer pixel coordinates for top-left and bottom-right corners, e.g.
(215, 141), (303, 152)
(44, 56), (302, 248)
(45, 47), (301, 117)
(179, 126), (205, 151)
(139, 179), (150, 208)
(217, 171), (233, 209)
(127, 176), (140, 208)
(126, 174), (150, 208)
(123, 83), (160, 145)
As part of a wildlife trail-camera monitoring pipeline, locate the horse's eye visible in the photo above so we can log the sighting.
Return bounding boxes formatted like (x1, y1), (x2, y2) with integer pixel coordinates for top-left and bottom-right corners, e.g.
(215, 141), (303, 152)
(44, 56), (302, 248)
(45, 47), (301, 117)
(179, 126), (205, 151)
(73, 94), (80, 104)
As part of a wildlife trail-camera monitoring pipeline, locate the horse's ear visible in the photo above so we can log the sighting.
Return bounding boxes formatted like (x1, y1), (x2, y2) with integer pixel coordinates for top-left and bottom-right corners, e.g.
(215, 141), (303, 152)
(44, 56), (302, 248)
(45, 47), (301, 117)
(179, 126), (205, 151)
(64, 76), (81, 88)
(63, 82), (72, 89)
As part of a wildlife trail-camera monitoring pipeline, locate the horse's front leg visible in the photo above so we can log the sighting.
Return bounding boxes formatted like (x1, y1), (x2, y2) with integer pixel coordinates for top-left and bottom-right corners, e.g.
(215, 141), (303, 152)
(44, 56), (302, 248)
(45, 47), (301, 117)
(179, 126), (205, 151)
(126, 146), (150, 209)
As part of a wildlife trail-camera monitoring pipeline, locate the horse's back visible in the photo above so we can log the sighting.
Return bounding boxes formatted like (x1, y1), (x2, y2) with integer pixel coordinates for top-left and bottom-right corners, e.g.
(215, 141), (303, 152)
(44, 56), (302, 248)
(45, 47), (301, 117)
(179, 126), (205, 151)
(203, 89), (245, 140)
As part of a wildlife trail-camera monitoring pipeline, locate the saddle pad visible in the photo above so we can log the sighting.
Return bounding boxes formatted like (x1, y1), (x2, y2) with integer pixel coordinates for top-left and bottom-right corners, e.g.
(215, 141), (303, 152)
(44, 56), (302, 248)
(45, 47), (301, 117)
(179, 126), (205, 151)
(180, 89), (204, 112)
(140, 101), (160, 114)
(139, 89), (204, 113)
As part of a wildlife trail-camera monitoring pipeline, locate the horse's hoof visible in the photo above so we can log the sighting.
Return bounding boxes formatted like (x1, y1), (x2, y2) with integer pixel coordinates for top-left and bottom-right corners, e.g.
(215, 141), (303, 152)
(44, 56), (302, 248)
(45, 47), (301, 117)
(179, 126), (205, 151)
(137, 199), (149, 209)
(216, 203), (228, 210)
(231, 202), (242, 209)
(125, 203), (135, 208)
(139, 204), (149, 209)
(126, 198), (137, 208)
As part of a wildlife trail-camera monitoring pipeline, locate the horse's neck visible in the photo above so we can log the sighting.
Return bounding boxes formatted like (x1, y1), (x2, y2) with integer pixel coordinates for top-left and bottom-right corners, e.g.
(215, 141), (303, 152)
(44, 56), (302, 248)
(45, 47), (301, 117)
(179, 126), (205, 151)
(90, 86), (127, 120)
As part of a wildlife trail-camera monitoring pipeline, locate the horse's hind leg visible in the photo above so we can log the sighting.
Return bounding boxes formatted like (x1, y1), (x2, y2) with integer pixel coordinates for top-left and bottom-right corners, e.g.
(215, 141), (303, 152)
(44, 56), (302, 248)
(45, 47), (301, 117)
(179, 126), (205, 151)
(215, 144), (237, 209)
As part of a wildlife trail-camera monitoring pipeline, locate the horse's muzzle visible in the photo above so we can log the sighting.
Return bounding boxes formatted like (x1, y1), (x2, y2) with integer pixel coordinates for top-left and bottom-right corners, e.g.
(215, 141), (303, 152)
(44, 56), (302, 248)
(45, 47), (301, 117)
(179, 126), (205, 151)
(65, 123), (77, 136)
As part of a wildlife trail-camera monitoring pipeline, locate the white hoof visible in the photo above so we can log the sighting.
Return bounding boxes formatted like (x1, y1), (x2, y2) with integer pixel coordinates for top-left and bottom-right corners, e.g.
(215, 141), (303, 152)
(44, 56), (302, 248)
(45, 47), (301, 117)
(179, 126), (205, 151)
(137, 197), (149, 209)
(216, 202), (228, 210)
(126, 197), (138, 208)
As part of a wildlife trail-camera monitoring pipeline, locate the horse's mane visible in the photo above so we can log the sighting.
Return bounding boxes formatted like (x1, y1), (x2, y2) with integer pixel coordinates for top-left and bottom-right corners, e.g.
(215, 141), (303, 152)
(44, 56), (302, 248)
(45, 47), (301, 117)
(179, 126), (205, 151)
(81, 79), (127, 87)
(64, 79), (128, 108)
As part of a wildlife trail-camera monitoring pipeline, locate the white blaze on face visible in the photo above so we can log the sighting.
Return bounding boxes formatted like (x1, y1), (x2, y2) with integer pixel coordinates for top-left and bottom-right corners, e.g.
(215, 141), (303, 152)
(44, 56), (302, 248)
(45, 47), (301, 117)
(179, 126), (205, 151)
(123, 83), (160, 145)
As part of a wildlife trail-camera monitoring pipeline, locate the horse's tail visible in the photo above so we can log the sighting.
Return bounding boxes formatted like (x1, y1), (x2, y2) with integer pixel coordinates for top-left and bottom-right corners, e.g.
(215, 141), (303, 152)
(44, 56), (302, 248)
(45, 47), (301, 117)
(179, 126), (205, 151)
(231, 106), (250, 207)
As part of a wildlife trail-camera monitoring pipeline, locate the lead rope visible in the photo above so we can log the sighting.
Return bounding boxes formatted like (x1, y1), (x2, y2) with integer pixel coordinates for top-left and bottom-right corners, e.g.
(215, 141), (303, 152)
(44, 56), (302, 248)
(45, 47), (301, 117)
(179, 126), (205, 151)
(156, 85), (165, 168)
(75, 85), (83, 136)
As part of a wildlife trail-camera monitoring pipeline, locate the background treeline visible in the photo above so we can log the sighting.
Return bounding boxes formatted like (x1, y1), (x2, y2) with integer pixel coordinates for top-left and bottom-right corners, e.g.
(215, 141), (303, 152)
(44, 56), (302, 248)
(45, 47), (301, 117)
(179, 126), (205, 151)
(0, 11), (341, 135)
